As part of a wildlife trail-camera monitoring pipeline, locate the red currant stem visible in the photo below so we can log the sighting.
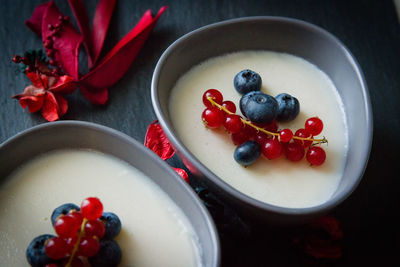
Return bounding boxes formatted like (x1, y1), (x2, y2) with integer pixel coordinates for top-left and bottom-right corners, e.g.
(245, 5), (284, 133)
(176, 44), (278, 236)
(65, 218), (88, 267)
(207, 97), (328, 144)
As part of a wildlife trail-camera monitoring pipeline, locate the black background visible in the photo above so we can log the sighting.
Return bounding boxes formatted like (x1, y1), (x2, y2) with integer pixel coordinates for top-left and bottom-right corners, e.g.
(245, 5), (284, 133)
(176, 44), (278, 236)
(1, 0), (399, 266)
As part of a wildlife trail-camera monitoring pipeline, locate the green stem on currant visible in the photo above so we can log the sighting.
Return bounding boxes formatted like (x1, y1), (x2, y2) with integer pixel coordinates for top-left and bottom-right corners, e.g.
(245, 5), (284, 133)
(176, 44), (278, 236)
(207, 96), (328, 145)
(65, 218), (88, 267)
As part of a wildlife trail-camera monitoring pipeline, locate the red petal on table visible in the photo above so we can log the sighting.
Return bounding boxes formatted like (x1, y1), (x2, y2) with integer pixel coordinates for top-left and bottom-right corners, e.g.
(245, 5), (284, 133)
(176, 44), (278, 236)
(67, 0), (93, 66)
(26, 71), (47, 89)
(91, 0), (117, 66)
(54, 94), (68, 116)
(309, 216), (343, 240)
(305, 239), (343, 259)
(79, 85), (108, 105)
(41, 92), (60, 121)
(41, 1), (82, 80)
(18, 95), (45, 113)
(25, 2), (51, 35)
(79, 6), (167, 89)
(173, 167), (189, 183)
(144, 120), (175, 160)
(50, 75), (76, 94)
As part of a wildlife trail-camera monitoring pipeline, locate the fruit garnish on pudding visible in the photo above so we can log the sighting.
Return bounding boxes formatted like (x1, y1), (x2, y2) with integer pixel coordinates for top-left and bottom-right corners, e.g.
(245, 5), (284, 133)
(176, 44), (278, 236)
(169, 50), (348, 208)
(201, 82), (328, 167)
(26, 197), (122, 267)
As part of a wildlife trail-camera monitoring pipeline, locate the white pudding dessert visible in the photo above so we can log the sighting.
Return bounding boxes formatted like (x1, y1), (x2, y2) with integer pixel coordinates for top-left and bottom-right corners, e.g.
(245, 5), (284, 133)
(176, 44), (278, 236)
(0, 149), (201, 267)
(169, 51), (348, 208)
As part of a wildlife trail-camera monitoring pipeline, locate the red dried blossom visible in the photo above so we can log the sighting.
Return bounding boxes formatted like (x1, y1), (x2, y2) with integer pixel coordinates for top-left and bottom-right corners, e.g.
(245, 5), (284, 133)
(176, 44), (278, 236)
(25, 0), (167, 105)
(12, 71), (75, 121)
(144, 121), (189, 183)
(145, 120), (175, 160)
(293, 216), (343, 259)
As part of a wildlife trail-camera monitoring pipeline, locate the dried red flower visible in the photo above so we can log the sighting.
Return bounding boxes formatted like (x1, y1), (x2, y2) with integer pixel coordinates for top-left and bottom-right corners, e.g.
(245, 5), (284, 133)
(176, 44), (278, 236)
(144, 120), (175, 160)
(144, 121), (189, 183)
(293, 216), (343, 260)
(25, 0), (167, 105)
(12, 71), (75, 121)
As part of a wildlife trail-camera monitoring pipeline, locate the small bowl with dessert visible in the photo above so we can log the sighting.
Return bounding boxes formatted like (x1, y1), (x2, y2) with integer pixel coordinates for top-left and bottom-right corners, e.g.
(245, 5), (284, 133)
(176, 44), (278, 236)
(151, 17), (372, 224)
(0, 121), (220, 266)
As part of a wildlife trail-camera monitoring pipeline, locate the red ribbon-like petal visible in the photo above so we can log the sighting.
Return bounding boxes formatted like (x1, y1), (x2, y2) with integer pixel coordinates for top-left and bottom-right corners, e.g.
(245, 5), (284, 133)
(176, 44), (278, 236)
(25, 2), (50, 35)
(173, 167), (189, 183)
(41, 1), (82, 80)
(49, 75), (76, 95)
(79, 6), (167, 90)
(144, 120), (175, 160)
(79, 85), (108, 105)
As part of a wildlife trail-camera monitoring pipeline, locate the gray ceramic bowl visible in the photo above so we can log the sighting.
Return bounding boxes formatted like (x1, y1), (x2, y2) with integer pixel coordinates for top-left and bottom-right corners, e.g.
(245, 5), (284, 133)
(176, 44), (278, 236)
(151, 17), (373, 224)
(0, 121), (220, 266)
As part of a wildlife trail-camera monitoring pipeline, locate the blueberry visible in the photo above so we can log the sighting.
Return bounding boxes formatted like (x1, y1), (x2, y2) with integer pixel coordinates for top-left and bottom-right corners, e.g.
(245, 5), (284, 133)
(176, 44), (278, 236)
(239, 91), (278, 124)
(51, 203), (80, 226)
(26, 234), (57, 267)
(234, 69), (262, 94)
(100, 212), (122, 239)
(275, 93), (300, 122)
(234, 141), (261, 166)
(89, 240), (122, 267)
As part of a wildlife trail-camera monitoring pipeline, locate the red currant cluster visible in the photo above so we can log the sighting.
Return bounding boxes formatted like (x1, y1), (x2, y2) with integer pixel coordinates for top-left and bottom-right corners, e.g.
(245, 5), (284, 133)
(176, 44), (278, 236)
(27, 197), (121, 267)
(201, 89), (328, 166)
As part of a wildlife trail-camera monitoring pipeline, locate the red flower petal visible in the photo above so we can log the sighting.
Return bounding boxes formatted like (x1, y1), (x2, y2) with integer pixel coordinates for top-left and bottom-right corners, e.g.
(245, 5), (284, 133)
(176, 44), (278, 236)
(25, 2), (51, 35)
(54, 94), (68, 116)
(79, 6), (167, 89)
(26, 71), (47, 89)
(67, 0), (93, 65)
(172, 167), (189, 183)
(41, 92), (60, 121)
(79, 85), (108, 105)
(144, 120), (175, 160)
(41, 1), (82, 80)
(18, 95), (45, 113)
(50, 75), (76, 94)
(293, 216), (343, 260)
(90, 0), (117, 66)
(309, 216), (343, 240)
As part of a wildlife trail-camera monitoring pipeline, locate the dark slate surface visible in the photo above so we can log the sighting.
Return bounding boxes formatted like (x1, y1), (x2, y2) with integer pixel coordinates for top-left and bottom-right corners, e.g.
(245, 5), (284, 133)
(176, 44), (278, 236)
(1, 0), (399, 266)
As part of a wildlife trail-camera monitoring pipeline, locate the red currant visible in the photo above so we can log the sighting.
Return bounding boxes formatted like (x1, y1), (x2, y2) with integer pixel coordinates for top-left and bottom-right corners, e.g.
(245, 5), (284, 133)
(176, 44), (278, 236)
(262, 139), (283, 159)
(202, 89), (223, 108)
(243, 124), (257, 140)
(81, 197), (103, 220)
(84, 220), (105, 239)
(223, 114), (242, 133)
(202, 107), (224, 128)
(306, 146), (326, 166)
(294, 129), (313, 147)
(65, 236), (78, 252)
(45, 237), (69, 260)
(254, 131), (269, 146)
(221, 100), (236, 113)
(305, 117), (323, 136)
(54, 214), (81, 238)
(264, 120), (278, 132)
(279, 129), (293, 143)
(285, 143), (305, 162)
(231, 128), (251, 145)
(69, 211), (83, 226)
(78, 236), (100, 257)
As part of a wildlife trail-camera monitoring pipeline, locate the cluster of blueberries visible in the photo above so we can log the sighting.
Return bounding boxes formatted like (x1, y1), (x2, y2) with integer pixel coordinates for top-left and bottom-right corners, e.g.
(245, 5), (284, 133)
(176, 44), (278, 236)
(234, 69), (300, 165)
(26, 203), (122, 267)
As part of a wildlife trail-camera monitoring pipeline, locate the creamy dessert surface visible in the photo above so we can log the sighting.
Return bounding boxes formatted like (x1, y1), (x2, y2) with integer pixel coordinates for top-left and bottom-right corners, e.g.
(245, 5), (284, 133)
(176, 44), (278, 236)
(169, 51), (348, 208)
(0, 149), (201, 267)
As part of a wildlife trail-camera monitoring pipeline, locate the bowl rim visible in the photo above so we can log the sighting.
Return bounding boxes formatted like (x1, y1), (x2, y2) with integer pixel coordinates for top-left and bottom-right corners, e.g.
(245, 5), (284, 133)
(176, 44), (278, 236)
(151, 16), (373, 216)
(0, 120), (221, 266)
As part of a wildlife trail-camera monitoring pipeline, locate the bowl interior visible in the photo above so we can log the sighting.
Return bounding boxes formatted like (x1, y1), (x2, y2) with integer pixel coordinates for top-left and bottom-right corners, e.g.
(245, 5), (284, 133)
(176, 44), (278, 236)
(152, 17), (372, 217)
(0, 121), (219, 267)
